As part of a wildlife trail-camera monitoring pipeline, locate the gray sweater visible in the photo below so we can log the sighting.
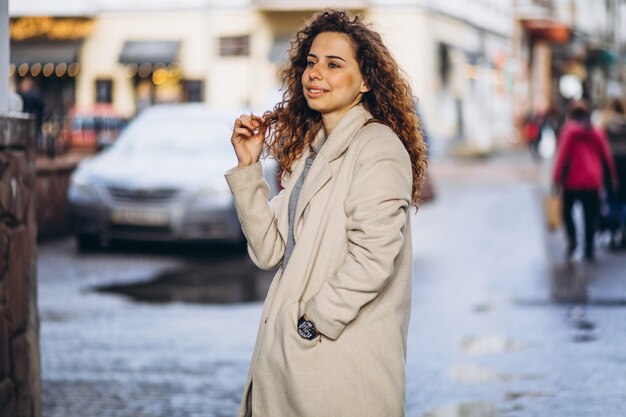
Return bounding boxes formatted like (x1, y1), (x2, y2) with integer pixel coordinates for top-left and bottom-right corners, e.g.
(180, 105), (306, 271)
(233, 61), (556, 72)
(283, 141), (325, 267)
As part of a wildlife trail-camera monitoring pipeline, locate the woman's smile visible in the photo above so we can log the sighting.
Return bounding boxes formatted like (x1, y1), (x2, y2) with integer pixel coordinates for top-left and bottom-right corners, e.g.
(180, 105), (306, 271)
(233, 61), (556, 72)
(305, 86), (330, 98)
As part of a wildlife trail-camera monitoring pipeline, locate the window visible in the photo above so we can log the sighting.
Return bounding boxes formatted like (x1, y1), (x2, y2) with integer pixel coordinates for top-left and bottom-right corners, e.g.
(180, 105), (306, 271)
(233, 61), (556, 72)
(269, 36), (291, 63)
(438, 43), (451, 86)
(95, 79), (113, 103)
(219, 35), (250, 57)
(182, 80), (204, 103)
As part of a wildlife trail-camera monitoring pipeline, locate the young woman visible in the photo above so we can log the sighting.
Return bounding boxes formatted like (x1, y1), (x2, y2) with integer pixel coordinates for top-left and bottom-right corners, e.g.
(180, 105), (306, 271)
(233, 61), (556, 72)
(225, 10), (426, 417)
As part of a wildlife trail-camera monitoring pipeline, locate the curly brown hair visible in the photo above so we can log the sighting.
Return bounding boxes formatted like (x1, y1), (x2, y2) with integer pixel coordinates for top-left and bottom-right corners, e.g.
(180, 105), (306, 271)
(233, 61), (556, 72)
(263, 9), (427, 205)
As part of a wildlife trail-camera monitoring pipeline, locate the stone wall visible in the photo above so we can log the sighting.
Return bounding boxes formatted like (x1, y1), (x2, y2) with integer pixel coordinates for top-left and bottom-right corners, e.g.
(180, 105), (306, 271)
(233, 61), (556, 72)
(0, 114), (41, 417)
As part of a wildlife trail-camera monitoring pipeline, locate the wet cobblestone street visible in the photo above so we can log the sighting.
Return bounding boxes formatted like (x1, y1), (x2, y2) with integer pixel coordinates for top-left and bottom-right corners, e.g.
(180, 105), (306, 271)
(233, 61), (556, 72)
(38, 151), (626, 416)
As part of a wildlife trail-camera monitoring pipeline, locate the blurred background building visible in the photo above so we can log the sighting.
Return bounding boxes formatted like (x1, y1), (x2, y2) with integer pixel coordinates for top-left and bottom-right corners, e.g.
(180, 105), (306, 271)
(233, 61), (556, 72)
(6, 0), (626, 153)
(514, 0), (626, 131)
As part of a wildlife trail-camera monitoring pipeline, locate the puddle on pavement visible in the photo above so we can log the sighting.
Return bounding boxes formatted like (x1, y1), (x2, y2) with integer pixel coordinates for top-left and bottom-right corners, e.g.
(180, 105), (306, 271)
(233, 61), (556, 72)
(567, 306), (598, 342)
(450, 363), (539, 384)
(471, 297), (507, 314)
(462, 335), (529, 356)
(471, 301), (497, 314)
(93, 257), (274, 304)
(504, 391), (551, 401)
(39, 310), (73, 323)
(572, 334), (597, 343)
(423, 402), (497, 417)
(571, 319), (595, 330)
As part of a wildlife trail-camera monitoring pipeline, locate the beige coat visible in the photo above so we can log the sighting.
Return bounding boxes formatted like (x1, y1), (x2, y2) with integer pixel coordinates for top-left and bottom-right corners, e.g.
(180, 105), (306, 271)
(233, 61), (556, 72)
(225, 105), (413, 417)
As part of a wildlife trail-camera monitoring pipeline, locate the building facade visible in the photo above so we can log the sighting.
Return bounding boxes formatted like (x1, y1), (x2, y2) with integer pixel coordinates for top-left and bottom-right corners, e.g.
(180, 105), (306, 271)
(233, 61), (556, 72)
(10, 0), (517, 152)
(513, 0), (626, 130)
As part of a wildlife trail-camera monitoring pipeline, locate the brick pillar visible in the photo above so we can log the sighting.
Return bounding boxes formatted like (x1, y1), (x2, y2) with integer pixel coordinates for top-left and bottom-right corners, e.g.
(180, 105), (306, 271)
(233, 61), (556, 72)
(0, 114), (41, 417)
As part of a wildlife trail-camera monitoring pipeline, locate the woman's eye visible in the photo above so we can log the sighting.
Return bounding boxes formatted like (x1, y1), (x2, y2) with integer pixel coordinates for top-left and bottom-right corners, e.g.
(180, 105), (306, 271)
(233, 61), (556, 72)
(306, 61), (315, 67)
(328, 62), (340, 69)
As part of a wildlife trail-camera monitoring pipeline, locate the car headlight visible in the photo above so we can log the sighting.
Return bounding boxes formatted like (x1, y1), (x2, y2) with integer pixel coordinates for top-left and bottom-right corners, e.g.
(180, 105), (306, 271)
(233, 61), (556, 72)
(192, 184), (232, 208)
(69, 174), (99, 200)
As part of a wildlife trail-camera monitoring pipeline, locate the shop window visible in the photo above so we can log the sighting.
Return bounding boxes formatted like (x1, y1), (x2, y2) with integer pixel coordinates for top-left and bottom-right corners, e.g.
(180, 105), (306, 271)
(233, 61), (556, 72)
(219, 35), (250, 57)
(183, 80), (204, 102)
(95, 79), (113, 103)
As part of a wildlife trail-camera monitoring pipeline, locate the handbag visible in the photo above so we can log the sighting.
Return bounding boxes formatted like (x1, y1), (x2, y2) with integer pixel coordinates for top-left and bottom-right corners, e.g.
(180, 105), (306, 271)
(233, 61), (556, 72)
(544, 192), (562, 232)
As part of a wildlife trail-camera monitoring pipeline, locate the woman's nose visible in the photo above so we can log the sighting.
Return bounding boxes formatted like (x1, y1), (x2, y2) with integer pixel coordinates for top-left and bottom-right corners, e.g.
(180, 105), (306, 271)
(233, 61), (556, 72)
(308, 65), (322, 80)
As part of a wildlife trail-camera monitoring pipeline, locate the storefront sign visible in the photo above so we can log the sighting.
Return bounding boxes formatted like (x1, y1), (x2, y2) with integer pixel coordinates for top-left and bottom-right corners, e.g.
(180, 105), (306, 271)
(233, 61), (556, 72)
(10, 17), (94, 41)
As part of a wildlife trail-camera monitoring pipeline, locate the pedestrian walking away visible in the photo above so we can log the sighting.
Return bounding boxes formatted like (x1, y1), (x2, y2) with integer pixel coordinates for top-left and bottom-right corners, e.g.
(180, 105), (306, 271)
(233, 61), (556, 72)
(552, 99), (617, 261)
(225, 9), (427, 417)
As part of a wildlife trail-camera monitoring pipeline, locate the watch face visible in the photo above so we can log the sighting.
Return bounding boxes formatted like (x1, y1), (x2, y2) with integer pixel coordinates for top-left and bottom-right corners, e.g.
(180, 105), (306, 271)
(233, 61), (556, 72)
(297, 317), (318, 341)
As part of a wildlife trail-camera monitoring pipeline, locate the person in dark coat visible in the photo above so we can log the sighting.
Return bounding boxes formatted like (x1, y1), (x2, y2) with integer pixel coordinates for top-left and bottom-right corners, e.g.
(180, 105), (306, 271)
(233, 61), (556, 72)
(17, 76), (45, 148)
(552, 99), (617, 260)
(603, 98), (626, 247)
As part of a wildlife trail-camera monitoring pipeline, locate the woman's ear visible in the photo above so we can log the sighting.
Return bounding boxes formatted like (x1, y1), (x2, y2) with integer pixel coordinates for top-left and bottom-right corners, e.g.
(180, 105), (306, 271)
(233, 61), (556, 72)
(360, 81), (371, 94)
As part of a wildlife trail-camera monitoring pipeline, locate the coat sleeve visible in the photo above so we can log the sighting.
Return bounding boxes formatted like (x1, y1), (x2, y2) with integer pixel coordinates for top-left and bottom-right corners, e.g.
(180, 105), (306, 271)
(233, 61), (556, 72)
(552, 126), (573, 185)
(225, 162), (285, 270)
(598, 129), (618, 183)
(304, 132), (412, 340)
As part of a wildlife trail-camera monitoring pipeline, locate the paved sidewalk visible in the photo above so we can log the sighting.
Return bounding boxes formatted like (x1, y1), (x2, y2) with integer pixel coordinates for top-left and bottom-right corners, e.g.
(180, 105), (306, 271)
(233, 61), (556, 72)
(414, 149), (626, 416)
(37, 148), (626, 417)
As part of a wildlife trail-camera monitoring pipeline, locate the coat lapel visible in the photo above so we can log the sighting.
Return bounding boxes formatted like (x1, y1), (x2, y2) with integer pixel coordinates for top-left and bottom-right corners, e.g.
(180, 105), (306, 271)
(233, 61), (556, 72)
(294, 156), (332, 224)
(294, 105), (372, 227)
(275, 145), (312, 243)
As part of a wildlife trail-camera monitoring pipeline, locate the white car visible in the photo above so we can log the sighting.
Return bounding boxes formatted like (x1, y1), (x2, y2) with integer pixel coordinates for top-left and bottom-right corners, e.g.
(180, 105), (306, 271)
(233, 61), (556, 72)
(67, 104), (279, 250)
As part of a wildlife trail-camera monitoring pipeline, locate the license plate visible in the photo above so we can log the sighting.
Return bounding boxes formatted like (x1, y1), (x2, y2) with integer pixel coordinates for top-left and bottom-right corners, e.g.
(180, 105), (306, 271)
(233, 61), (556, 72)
(110, 208), (170, 226)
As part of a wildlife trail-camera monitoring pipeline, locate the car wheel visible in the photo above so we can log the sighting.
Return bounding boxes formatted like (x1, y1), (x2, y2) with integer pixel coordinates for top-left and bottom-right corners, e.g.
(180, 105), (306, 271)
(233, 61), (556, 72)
(76, 233), (100, 252)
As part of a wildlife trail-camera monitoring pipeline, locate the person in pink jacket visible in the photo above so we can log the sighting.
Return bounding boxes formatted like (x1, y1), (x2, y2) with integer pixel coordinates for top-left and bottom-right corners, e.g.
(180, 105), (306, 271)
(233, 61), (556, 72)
(552, 99), (617, 260)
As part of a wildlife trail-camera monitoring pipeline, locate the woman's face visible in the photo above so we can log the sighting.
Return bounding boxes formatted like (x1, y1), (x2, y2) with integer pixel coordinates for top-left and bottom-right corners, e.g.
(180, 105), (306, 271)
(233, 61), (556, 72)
(302, 32), (370, 121)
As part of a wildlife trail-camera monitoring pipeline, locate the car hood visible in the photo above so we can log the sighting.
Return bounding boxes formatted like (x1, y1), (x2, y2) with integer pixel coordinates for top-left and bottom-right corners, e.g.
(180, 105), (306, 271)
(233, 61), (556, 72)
(79, 151), (238, 191)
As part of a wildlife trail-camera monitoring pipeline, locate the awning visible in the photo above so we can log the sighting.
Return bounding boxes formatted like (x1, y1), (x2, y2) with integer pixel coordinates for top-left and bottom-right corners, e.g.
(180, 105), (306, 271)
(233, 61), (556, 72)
(10, 41), (80, 64)
(519, 18), (571, 44)
(119, 41), (180, 65)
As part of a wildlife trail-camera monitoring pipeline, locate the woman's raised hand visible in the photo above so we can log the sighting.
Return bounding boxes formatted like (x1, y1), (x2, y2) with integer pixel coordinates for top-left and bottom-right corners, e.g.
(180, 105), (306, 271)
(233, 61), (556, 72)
(231, 114), (266, 168)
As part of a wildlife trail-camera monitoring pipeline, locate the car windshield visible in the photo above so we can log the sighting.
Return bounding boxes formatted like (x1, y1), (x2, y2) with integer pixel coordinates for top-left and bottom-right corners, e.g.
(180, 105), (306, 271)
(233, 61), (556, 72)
(111, 116), (232, 156)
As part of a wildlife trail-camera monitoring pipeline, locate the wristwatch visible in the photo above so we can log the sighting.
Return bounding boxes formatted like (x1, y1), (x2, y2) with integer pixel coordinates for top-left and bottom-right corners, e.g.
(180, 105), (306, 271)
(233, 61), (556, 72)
(297, 314), (319, 341)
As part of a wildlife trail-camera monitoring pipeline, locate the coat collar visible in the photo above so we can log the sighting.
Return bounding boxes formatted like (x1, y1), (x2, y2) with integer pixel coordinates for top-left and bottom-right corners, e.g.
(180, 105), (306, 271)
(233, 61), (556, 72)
(313, 104), (373, 162)
(295, 105), (372, 228)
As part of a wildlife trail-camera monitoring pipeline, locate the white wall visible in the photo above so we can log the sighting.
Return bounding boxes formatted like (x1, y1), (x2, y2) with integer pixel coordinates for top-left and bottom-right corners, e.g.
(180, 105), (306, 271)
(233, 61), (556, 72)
(369, 3), (514, 150)
(9, 0), (97, 16)
(425, 0), (513, 37)
(572, 0), (609, 39)
(8, 0), (254, 16)
(368, 8), (431, 99)
(205, 10), (261, 110)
